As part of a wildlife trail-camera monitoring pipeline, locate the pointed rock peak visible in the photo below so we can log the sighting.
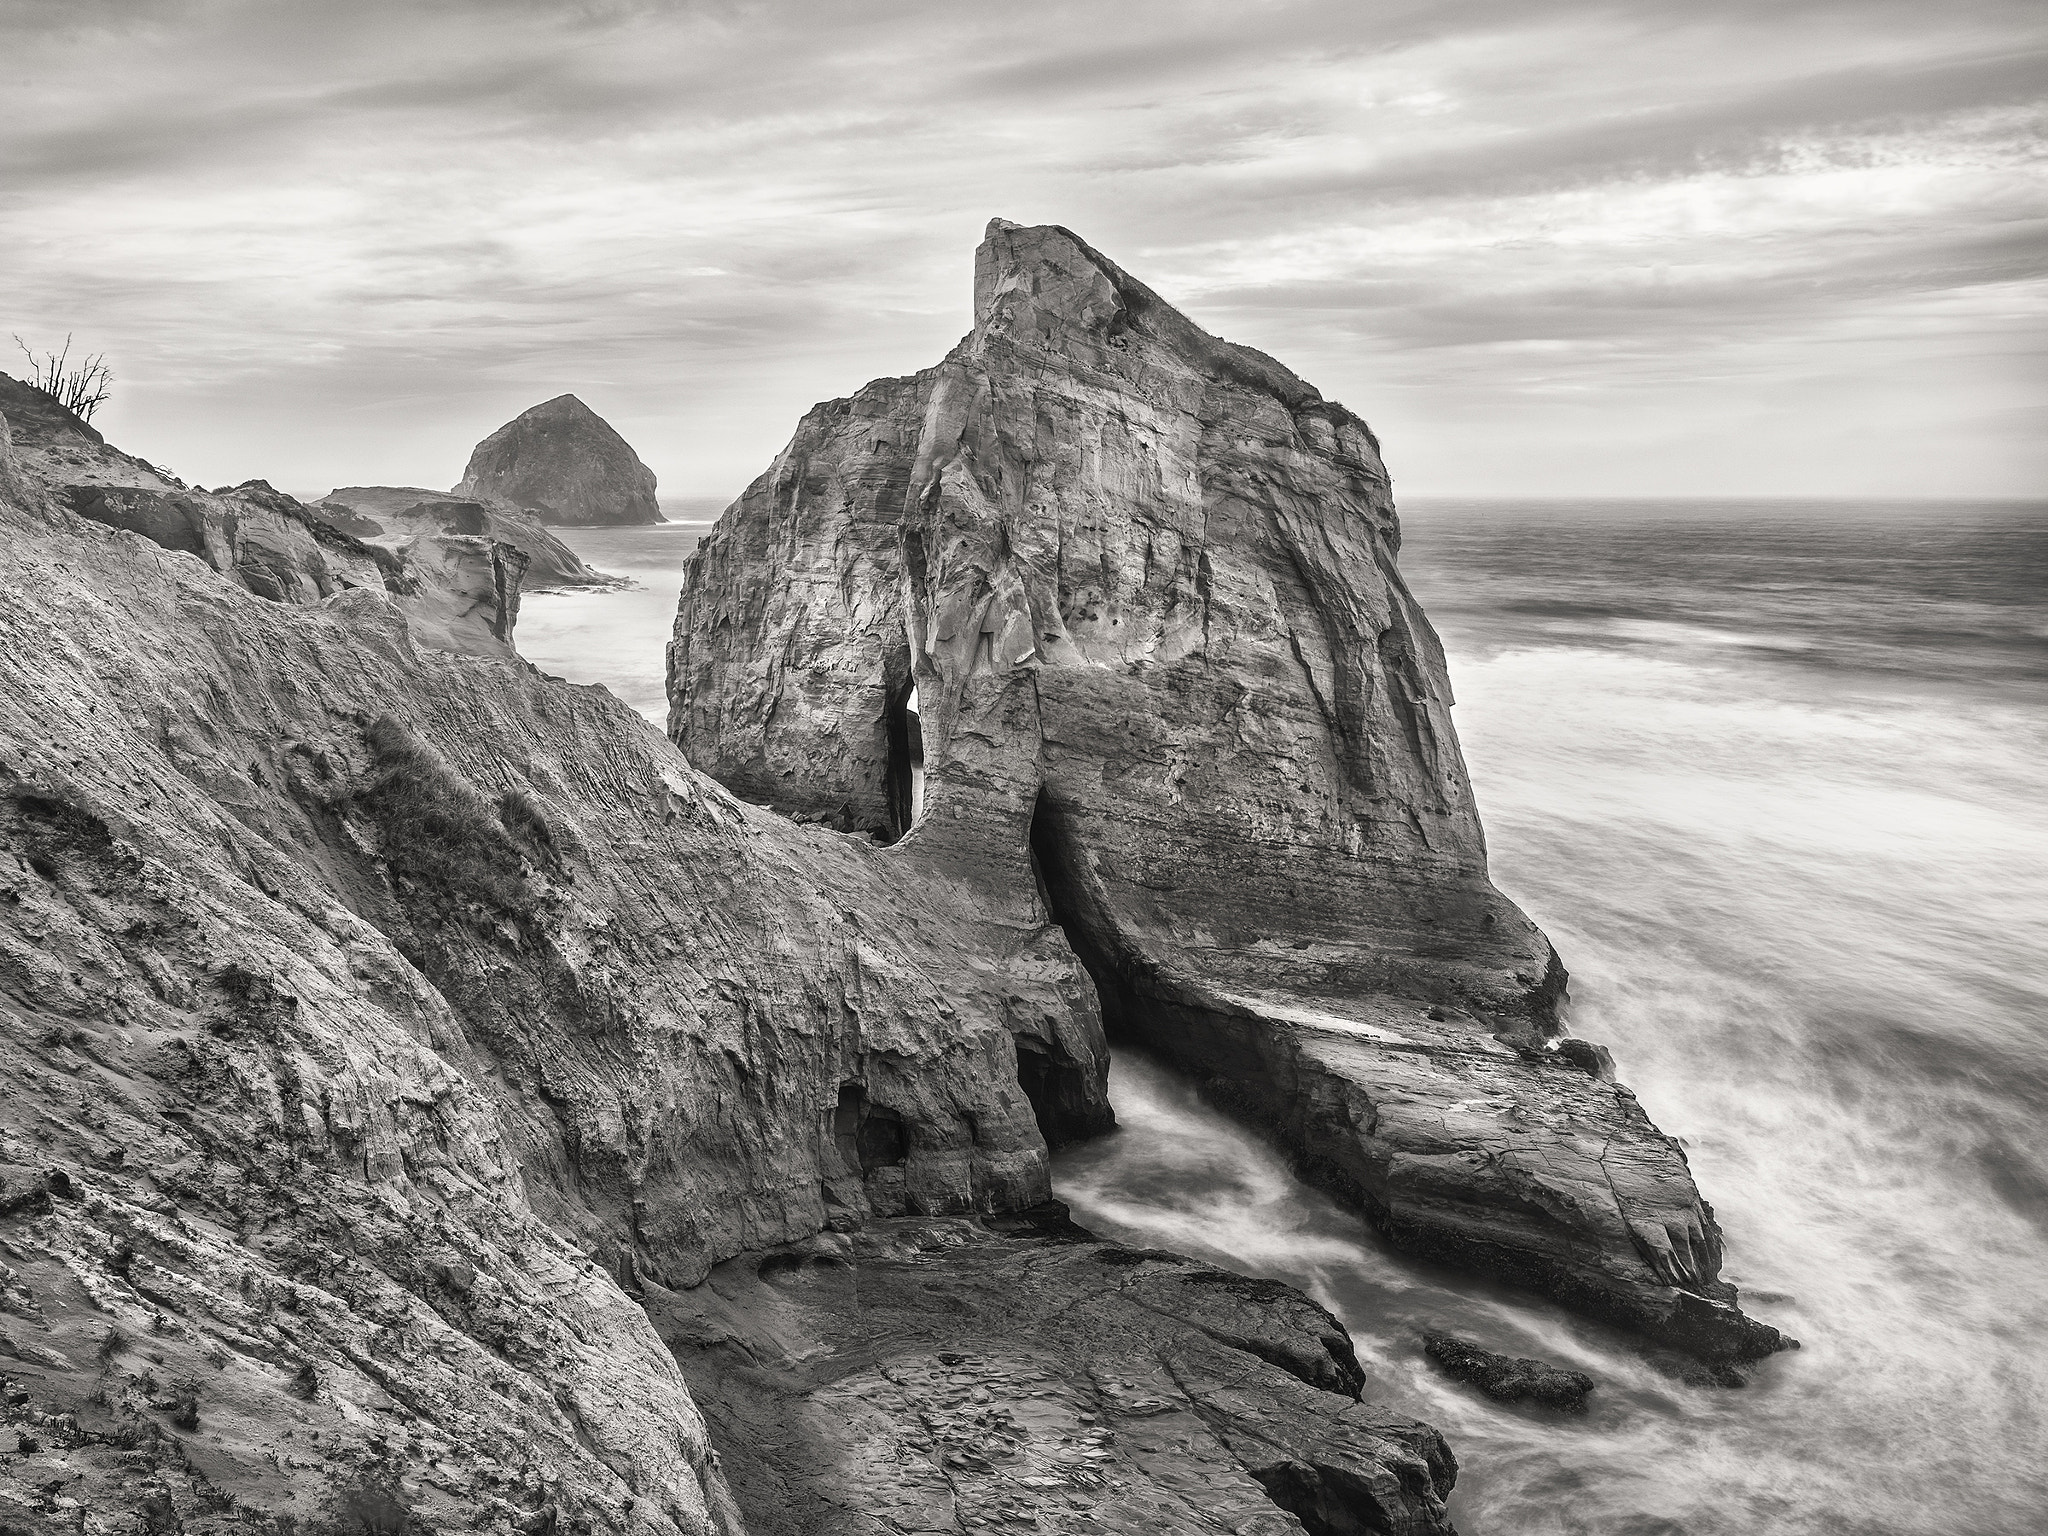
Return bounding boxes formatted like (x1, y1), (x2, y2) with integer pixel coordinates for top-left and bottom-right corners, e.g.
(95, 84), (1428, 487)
(973, 221), (1127, 337)
(456, 393), (662, 527)
(968, 222), (1336, 420)
(526, 392), (597, 419)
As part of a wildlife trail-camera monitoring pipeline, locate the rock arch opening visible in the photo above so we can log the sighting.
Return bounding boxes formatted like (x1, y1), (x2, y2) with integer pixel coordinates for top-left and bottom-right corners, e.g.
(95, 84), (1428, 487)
(1019, 790), (1127, 1148)
(883, 678), (924, 842)
(833, 1083), (908, 1174)
(1029, 789), (1140, 1042)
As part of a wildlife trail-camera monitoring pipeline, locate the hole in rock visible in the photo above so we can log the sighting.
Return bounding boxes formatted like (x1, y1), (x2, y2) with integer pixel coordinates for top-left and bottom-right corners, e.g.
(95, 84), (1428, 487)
(1028, 790), (1141, 1041)
(1248, 1463), (1394, 1536)
(835, 1083), (909, 1173)
(1014, 1035), (1103, 1150)
(883, 678), (924, 842)
(1019, 791), (1126, 1147)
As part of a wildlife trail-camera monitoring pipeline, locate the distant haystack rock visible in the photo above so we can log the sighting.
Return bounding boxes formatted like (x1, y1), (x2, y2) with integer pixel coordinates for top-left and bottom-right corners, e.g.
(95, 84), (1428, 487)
(455, 394), (662, 527)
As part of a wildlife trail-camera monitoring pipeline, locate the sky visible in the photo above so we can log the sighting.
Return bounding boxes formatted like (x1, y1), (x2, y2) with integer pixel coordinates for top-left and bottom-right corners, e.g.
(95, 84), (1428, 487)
(3, 0), (2044, 503)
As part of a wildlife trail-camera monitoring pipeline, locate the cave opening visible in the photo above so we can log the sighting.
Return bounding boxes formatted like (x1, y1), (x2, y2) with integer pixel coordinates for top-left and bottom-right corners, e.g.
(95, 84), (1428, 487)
(1028, 790), (1137, 1041)
(883, 678), (924, 842)
(1019, 790), (1128, 1148)
(834, 1083), (909, 1173)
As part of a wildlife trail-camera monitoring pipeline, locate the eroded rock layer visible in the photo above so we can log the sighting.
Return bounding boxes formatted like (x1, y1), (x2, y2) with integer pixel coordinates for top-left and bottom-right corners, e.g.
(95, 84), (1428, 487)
(2, 374), (529, 658)
(652, 1210), (1458, 1536)
(0, 388), (1129, 1529)
(319, 484), (608, 590)
(670, 220), (1788, 1363)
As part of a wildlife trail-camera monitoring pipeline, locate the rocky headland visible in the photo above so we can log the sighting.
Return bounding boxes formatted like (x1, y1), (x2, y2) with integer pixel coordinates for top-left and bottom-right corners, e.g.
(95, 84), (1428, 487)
(669, 219), (1791, 1369)
(315, 486), (609, 592)
(456, 394), (664, 528)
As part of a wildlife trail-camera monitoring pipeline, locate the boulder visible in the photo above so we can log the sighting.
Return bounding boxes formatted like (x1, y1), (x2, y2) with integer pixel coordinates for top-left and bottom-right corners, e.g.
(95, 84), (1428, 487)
(1423, 1333), (1596, 1411)
(455, 394), (662, 527)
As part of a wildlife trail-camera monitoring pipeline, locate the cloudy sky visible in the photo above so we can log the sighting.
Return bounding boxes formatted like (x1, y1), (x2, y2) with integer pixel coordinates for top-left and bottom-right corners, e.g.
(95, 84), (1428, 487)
(4, 0), (2043, 502)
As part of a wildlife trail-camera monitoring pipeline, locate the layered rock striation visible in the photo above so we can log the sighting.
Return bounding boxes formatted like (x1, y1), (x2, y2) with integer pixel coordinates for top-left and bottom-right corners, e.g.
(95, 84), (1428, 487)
(318, 484), (609, 590)
(670, 220), (1790, 1364)
(1, 373), (528, 657)
(456, 394), (663, 527)
(0, 372), (1461, 1531)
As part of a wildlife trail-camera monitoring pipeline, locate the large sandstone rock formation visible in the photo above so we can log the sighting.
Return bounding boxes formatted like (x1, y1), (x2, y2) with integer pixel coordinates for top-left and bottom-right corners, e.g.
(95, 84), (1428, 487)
(456, 394), (663, 527)
(319, 484), (608, 589)
(670, 220), (1790, 1365)
(0, 377), (1452, 1531)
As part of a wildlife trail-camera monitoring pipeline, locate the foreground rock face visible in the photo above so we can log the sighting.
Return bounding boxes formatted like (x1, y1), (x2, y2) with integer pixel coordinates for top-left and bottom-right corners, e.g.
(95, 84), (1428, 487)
(651, 1210), (1458, 1536)
(456, 394), (663, 527)
(0, 385), (1132, 1527)
(319, 484), (607, 589)
(670, 220), (1789, 1363)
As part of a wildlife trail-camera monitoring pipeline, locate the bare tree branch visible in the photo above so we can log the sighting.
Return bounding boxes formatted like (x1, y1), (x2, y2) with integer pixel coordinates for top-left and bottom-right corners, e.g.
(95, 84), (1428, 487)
(13, 333), (114, 422)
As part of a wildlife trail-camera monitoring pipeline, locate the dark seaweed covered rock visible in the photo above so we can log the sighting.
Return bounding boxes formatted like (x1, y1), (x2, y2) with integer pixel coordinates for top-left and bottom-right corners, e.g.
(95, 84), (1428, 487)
(1423, 1333), (1596, 1410)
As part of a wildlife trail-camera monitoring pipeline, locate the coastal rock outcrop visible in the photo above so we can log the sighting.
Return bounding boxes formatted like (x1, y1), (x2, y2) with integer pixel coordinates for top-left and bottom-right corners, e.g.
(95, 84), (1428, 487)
(456, 394), (663, 527)
(0, 373), (529, 657)
(0, 376), (1462, 1532)
(1422, 1334), (1596, 1411)
(652, 1211), (1457, 1536)
(319, 484), (607, 589)
(669, 220), (1790, 1364)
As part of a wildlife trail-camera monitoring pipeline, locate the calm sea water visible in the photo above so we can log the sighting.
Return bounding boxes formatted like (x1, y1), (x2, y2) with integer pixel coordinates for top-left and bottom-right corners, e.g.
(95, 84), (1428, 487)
(524, 499), (2048, 1535)
(516, 503), (721, 723)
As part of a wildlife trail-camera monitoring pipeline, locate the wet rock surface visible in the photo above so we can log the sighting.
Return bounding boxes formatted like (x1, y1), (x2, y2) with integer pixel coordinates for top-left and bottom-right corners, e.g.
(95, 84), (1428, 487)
(649, 1212), (1457, 1535)
(1422, 1334), (1595, 1411)
(668, 221), (1790, 1364)
(456, 394), (662, 527)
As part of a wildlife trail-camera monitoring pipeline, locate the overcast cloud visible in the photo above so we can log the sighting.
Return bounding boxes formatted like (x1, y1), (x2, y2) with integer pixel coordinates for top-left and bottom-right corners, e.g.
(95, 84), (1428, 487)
(3, 0), (2042, 500)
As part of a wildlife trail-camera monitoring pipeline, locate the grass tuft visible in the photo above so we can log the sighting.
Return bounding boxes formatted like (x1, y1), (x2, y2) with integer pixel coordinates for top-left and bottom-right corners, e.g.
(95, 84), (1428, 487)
(356, 716), (533, 914)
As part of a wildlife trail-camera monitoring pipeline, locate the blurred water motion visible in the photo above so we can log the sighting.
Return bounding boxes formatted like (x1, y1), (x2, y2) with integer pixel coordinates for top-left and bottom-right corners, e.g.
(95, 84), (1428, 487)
(526, 498), (2048, 1534)
(1060, 498), (2048, 1535)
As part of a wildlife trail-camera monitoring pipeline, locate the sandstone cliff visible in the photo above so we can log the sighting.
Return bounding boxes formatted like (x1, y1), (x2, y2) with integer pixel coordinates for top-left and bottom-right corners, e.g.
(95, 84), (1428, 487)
(670, 220), (1790, 1365)
(456, 395), (663, 528)
(0, 378), (1452, 1531)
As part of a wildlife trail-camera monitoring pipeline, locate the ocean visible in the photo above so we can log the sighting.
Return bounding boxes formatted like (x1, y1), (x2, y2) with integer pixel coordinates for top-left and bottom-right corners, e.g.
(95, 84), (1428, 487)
(520, 498), (2048, 1535)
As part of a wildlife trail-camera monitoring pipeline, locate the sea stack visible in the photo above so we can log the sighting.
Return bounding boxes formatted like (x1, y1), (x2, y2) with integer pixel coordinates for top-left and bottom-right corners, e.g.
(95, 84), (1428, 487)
(670, 219), (1792, 1365)
(455, 393), (662, 526)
